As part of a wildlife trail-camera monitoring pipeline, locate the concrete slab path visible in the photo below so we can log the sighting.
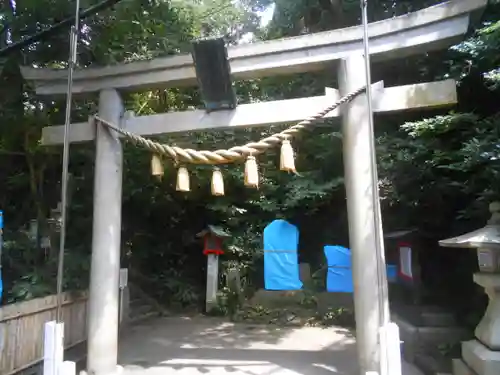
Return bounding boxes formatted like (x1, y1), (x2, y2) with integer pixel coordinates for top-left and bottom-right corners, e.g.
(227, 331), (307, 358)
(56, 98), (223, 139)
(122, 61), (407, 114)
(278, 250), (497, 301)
(118, 316), (423, 375)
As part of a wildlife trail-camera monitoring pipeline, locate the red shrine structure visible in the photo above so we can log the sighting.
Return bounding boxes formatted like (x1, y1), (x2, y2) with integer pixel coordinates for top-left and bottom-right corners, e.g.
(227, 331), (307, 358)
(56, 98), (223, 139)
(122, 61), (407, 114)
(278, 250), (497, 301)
(196, 225), (231, 256)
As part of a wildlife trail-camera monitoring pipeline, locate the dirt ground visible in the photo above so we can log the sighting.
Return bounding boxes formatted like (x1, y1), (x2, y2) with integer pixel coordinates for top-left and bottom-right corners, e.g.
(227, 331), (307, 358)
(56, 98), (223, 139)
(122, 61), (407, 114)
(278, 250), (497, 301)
(117, 316), (423, 375)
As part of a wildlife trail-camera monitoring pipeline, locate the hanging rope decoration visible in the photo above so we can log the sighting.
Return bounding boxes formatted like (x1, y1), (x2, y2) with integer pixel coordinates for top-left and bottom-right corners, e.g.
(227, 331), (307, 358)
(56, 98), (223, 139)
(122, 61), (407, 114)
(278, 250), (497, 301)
(151, 154), (164, 179)
(280, 138), (295, 172)
(176, 166), (190, 192)
(211, 167), (225, 196)
(93, 85), (366, 195)
(244, 155), (259, 188)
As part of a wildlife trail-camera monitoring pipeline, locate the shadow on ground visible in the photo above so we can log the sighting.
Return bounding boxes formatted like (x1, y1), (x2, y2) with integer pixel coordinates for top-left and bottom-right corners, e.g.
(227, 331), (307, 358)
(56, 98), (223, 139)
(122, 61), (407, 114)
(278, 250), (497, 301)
(118, 316), (358, 374)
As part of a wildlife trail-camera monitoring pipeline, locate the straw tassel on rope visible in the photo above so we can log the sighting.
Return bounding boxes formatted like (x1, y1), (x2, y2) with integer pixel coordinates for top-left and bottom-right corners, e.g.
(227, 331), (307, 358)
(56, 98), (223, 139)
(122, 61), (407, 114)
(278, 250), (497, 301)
(280, 139), (296, 172)
(176, 166), (190, 192)
(92, 87), (365, 195)
(244, 155), (259, 188)
(151, 154), (164, 179)
(211, 167), (225, 196)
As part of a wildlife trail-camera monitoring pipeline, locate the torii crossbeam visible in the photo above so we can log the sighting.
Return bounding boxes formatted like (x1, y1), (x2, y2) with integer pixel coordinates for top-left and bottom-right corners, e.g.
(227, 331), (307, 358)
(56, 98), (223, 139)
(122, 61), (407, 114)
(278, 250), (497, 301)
(22, 1), (483, 96)
(41, 79), (456, 145)
(20, 1), (487, 375)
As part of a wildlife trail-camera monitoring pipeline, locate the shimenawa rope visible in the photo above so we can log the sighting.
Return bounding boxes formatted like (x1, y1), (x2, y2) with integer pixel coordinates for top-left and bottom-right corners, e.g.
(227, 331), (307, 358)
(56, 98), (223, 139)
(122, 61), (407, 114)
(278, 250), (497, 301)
(92, 85), (366, 165)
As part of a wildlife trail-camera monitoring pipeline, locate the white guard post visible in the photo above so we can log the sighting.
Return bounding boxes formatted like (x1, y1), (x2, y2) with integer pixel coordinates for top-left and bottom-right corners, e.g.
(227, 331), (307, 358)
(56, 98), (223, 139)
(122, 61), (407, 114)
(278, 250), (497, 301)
(43, 321), (64, 375)
(59, 361), (76, 375)
(380, 322), (403, 375)
(206, 254), (219, 312)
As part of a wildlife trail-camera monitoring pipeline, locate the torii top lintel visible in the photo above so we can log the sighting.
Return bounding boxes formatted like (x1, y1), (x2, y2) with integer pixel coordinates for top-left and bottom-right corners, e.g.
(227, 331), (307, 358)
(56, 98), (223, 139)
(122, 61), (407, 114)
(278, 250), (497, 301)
(21, 0), (486, 96)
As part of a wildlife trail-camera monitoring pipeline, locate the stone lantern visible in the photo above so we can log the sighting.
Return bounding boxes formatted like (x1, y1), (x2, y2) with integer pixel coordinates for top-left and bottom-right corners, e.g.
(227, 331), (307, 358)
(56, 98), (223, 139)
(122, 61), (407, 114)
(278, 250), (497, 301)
(439, 202), (500, 375)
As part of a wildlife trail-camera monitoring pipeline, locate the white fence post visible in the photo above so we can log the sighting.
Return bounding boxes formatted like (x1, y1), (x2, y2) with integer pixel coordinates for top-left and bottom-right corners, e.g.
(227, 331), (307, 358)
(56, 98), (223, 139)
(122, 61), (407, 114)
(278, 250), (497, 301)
(59, 361), (76, 375)
(386, 323), (402, 375)
(43, 321), (64, 375)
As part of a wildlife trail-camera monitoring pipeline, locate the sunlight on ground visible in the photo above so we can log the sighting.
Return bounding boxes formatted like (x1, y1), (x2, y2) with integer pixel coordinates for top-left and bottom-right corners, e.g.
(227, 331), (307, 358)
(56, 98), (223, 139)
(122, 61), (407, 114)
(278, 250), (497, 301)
(159, 358), (309, 374)
(129, 358), (340, 374)
(119, 318), (357, 374)
(119, 318), (421, 375)
(170, 323), (354, 350)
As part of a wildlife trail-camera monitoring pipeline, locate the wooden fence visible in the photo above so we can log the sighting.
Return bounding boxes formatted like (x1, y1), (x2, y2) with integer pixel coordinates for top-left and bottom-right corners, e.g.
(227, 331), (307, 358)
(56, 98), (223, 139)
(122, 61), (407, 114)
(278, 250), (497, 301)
(0, 291), (88, 375)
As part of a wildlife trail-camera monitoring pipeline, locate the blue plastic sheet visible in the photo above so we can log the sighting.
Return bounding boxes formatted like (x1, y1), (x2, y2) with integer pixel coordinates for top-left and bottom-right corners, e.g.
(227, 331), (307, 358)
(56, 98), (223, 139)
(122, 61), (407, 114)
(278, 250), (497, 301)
(263, 219), (302, 290)
(324, 245), (353, 292)
(324, 245), (397, 292)
(387, 264), (397, 283)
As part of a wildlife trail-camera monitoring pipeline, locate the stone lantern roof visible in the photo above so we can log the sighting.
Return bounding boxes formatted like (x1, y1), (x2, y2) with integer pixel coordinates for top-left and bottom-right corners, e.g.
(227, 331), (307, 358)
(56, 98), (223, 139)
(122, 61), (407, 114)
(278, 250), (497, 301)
(439, 202), (500, 249)
(196, 225), (231, 239)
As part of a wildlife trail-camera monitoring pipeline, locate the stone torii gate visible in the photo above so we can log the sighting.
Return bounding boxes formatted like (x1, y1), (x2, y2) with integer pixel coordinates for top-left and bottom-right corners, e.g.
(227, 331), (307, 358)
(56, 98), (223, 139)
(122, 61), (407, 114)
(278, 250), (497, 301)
(21, 1), (486, 375)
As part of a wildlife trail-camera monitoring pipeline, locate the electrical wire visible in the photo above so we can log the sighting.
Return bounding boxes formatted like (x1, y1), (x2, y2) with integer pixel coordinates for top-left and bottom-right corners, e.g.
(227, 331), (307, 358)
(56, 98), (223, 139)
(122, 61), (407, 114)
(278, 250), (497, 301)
(360, 1), (391, 374)
(0, 0), (123, 57)
(0, 0), (237, 58)
(55, 0), (80, 323)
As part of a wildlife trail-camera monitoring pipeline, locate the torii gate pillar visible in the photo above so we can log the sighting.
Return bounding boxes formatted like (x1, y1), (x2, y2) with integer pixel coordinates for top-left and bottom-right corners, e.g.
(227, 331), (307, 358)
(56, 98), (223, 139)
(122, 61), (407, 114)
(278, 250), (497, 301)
(87, 89), (124, 375)
(338, 55), (390, 374)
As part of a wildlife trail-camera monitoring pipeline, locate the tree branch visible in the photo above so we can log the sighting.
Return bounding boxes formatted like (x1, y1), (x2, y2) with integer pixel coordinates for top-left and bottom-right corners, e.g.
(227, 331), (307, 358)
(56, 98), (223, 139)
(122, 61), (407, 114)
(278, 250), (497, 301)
(0, 0), (124, 58)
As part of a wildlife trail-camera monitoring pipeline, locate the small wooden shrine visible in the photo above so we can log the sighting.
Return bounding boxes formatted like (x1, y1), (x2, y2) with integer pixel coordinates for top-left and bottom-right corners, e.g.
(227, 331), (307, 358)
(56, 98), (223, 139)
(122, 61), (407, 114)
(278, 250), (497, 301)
(196, 225), (231, 312)
(196, 225), (231, 256)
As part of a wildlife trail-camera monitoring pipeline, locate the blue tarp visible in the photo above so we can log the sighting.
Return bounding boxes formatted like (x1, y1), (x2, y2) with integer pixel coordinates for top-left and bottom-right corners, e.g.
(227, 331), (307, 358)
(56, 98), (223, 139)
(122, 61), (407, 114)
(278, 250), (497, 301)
(324, 245), (353, 292)
(324, 245), (397, 292)
(387, 265), (397, 282)
(263, 219), (302, 290)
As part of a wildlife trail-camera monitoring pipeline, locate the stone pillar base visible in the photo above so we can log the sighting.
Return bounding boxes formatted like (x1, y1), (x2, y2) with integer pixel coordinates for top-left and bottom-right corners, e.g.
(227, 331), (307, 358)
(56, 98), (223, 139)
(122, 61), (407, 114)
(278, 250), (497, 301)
(456, 340), (500, 375)
(453, 358), (477, 375)
(80, 364), (124, 375)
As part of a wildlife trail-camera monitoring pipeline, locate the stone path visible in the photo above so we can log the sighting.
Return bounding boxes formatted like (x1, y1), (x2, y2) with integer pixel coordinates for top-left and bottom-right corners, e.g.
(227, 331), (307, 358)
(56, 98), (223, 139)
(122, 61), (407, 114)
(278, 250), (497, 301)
(118, 316), (423, 375)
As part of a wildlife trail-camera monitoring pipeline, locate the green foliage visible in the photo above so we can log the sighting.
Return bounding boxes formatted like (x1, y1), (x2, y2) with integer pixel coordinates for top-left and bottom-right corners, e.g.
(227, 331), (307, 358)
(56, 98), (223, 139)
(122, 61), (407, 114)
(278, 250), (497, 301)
(265, 0), (442, 38)
(378, 112), (500, 233)
(2, 230), (90, 303)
